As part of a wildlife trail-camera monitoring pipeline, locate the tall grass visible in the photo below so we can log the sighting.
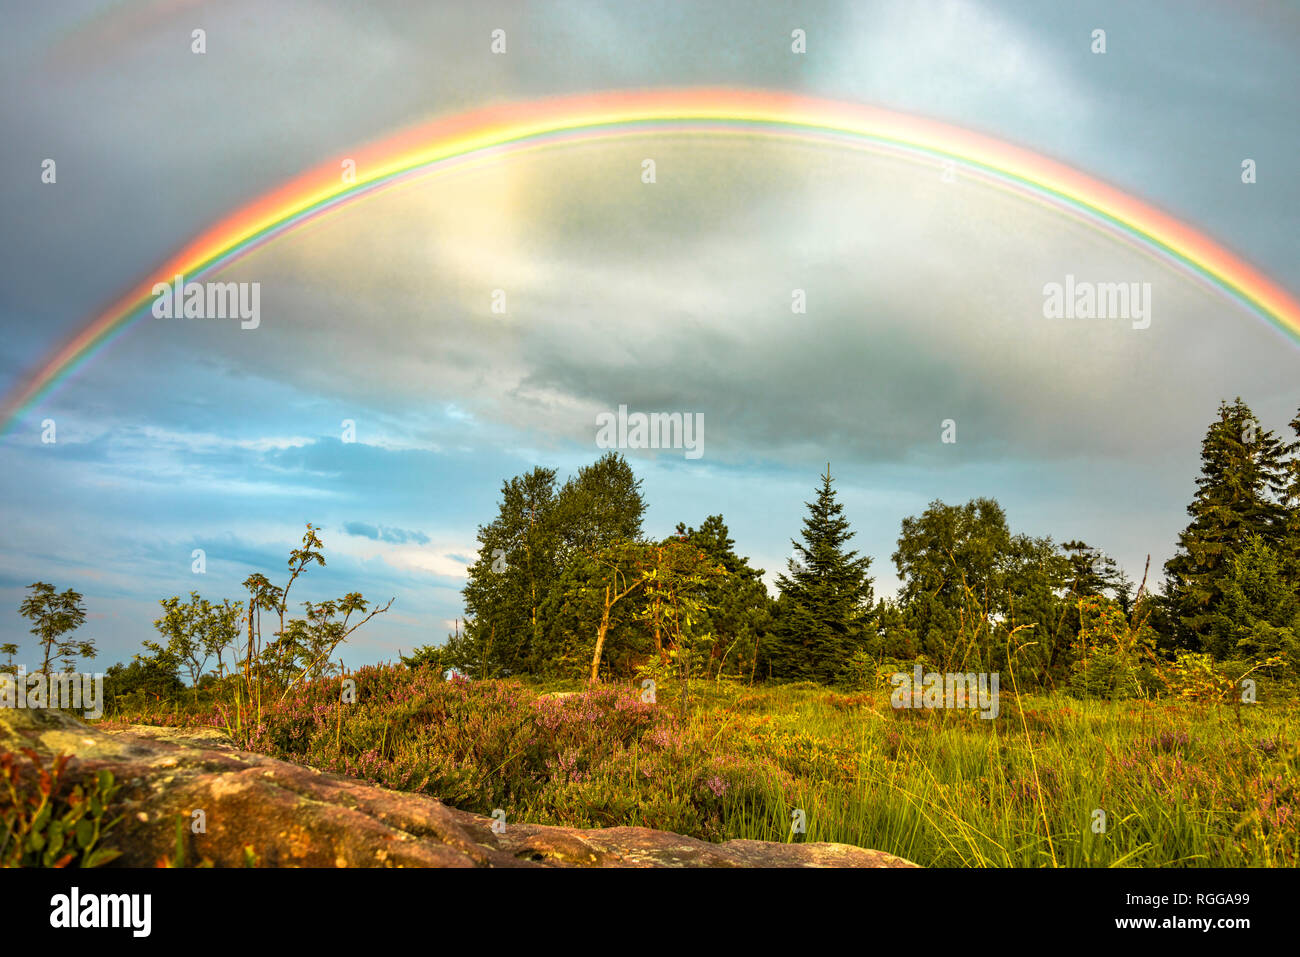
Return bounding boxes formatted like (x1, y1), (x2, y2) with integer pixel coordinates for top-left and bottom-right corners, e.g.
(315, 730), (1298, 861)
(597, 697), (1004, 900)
(690, 683), (1296, 866)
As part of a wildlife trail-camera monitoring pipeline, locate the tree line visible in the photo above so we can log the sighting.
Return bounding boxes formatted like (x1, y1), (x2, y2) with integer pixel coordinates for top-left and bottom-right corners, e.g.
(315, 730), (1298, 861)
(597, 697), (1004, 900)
(7, 395), (1297, 703)
(408, 397), (1300, 694)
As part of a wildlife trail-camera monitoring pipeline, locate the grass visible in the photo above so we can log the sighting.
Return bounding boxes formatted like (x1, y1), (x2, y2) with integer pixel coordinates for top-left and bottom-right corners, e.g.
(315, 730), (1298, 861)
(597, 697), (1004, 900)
(690, 682), (1297, 867)
(100, 666), (1298, 867)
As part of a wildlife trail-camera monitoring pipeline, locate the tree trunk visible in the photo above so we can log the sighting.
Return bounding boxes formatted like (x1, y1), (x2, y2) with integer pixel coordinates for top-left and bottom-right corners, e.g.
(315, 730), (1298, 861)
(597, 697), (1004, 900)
(245, 603), (255, 700)
(590, 585), (612, 683)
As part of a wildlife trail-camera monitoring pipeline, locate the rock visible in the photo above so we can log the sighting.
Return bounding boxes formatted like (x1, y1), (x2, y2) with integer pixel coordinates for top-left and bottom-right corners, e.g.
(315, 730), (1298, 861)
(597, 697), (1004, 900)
(1, 706), (918, 868)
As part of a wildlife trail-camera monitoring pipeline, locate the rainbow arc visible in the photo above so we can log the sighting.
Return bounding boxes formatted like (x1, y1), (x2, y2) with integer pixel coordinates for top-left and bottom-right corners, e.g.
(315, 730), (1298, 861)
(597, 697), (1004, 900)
(4, 89), (1298, 433)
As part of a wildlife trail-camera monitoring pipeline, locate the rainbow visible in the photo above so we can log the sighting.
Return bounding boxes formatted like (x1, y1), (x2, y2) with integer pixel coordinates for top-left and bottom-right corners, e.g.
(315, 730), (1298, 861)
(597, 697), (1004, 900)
(4, 88), (1299, 434)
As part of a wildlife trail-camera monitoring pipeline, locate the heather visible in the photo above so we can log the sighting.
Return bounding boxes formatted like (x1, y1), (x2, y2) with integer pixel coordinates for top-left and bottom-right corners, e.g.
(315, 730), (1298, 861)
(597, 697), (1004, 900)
(103, 664), (1299, 867)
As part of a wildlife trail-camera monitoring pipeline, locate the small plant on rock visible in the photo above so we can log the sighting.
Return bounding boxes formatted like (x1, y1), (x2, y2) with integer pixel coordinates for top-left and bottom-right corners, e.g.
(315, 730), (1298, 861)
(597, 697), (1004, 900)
(0, 749), (122, 868)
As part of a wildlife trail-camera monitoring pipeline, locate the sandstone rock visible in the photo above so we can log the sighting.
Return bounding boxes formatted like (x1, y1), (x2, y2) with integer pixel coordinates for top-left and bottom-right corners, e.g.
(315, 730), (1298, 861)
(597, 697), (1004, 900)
(1, 706), (917, 868)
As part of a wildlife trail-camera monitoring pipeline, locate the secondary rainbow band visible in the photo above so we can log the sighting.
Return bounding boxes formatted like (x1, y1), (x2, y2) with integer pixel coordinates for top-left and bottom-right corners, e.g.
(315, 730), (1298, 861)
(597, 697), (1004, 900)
(4, 88), (1299, 434)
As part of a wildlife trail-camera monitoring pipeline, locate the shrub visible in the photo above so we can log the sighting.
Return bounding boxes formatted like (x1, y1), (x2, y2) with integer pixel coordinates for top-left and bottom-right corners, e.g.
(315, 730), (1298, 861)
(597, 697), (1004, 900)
(1068, 644), (1142, 699)
(1066, 598), (1156, 700)
(837, 649), (876, 691)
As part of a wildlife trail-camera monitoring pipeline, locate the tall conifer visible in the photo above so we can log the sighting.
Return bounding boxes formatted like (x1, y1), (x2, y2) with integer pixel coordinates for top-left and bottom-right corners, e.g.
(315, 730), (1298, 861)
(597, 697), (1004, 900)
(770, 465), (874, 683)
(1164, 398), (1288, 649)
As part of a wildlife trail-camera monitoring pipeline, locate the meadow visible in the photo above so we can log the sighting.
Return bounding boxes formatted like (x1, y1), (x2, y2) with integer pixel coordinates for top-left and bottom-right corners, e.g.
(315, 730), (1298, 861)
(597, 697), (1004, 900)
(101, 664), (1299, 868)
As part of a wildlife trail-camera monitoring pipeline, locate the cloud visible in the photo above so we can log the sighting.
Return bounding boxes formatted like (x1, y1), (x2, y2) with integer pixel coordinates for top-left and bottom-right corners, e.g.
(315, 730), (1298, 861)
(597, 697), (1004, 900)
(1, 0), (1296, 676)
(833, 0), (1094, 144)
(343, 521), (430, 545)
(137, 133), (1296, 480)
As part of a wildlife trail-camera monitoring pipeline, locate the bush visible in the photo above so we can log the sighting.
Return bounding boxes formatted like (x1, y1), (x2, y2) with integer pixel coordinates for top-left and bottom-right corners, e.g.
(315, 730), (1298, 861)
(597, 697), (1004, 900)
(398, 644), (450, 674)
(836, 649), (876, 691)
(1150, 651), (1293, 703)
(1065, 598), (1156, 700)
(1068, 644), (1143, 700)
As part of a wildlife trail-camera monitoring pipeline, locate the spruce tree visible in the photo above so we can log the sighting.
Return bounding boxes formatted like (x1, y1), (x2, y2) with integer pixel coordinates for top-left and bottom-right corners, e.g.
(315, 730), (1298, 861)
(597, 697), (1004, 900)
(1164, 398), (1288, 651)
(1281, 406), (1300, 586)
(1206, 535), (1300, 668)
(1060, 540), (1123, 600)
(769, 465), (874, 683)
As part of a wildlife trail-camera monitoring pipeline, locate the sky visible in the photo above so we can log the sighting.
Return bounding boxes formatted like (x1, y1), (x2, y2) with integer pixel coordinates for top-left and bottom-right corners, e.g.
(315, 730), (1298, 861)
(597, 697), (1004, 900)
(0, 0), (1298, 670)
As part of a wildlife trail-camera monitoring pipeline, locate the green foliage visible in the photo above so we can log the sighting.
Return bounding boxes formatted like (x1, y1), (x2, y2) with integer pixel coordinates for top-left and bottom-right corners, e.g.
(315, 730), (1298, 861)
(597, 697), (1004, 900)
(102, 657), (186, 711)
(538, 540), (655, 680)
(143, 592), (245, 697)
(1207, 535), (1300, 670)
(98, 525), (392, 732)
(278, 592), (386, 689)
(83, 397), (1300, 870)
(0, 750), (122, 868)
(1060, 540), (1126, 600)
(894, 497), (1011, 664)
(1068, 642), (1143, 700)
(837, 648), (878, 691)
(1078, 601), (1158, 699)
(673, 515), (771, 680)
(1002, 533), (1074, 682)
(532, 529), (761, 683)
(456, 457), (768, 684)
(239, 525), (394, 701)
(767, 465), (874, 683)
(18, 583), (92, 675)
(461, 466), (562, 676)
(1149, 651), (1278, 702)
(1282, 407), (1300, 584)
(889, 497), (1071, 679)
(399, 643), (452, 675)
(555, 451), (647, 556)
(449, 407), (1300, 691)
(1165, 398), (1291, 651)
(460, 454), (648, 677)
(633, 536), (729, 682)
